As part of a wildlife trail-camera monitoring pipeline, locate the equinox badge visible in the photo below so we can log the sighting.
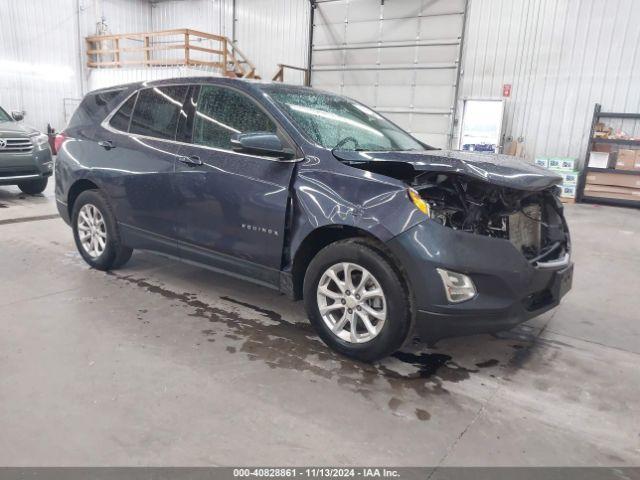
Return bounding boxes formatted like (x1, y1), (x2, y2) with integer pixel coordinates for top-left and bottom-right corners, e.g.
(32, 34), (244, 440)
(241, 223), (279, 236)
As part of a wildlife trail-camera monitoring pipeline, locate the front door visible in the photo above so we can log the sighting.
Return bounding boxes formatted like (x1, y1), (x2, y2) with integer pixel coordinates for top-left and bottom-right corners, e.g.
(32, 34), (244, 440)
(173, 84), (296, 287)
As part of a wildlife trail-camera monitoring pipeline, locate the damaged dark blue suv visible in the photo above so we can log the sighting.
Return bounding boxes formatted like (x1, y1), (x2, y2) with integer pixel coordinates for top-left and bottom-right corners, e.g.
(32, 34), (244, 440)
(55, 77), (573, 361)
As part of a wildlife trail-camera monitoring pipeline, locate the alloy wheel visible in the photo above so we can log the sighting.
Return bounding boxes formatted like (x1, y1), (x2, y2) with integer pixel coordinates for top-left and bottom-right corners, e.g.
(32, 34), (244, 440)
(316, 262), (387, 344)
(77, 203), (107, 259)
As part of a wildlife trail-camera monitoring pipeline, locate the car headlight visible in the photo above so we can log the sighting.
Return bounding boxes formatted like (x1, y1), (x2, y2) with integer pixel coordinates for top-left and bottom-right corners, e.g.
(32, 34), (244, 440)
(408, 188), (430, 216)
(30, 133), (49, 149)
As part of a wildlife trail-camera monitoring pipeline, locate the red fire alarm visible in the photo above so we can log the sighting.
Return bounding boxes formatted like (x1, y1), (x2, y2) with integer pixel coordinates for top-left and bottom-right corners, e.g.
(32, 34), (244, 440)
(502, 84), (512, 97)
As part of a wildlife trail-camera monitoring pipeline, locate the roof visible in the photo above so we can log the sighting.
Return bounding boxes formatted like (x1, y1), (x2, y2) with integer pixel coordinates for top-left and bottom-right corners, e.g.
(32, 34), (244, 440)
(87, 76), (321, 97)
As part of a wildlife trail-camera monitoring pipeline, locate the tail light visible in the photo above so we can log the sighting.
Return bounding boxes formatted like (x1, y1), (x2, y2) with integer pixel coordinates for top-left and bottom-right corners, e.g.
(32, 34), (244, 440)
(53, 133), (67, 155)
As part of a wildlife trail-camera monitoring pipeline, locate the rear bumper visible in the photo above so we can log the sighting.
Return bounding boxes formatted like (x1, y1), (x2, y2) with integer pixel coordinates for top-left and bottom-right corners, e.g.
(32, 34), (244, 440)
(386, 220), (573, 342)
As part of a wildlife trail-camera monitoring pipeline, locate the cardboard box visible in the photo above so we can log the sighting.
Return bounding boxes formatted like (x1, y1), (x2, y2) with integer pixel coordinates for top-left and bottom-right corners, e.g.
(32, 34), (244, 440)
(588, 151), (610, 168)
(534, 157), (549, 168)
(560, 184), (577, 198)
(586, 172), (640, 189)
(584, 184), (639, 195)
(615, 149), (637, 170)
(635, 151), (640, 171)
(548, 158), (563, 170)
(560, 158), (577, 170)
(593, 143), (613, 153)
(561, 172), (578, 185)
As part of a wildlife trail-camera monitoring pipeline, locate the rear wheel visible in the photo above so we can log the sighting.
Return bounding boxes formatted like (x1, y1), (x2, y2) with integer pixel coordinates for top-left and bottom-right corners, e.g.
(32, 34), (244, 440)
(72, 190), (133, 270)
(18, 177), (48, 195)
(303, 239), (412, 362)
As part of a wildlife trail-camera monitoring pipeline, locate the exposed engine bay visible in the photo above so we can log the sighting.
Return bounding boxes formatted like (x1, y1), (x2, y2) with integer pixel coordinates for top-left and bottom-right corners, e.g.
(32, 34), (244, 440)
(333, 148), (570, 266)
(409, 172), (569, 265)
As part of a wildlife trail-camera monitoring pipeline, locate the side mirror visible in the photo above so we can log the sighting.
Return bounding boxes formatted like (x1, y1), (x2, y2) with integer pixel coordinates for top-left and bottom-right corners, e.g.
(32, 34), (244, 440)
(11, 111), (24, 122)
(231, 132), (294, 159)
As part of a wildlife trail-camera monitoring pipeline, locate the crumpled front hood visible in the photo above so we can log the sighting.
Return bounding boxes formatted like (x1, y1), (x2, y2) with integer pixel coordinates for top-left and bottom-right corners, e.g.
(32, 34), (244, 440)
(0, 120), (38, 137)
(334, 149), (562, 191)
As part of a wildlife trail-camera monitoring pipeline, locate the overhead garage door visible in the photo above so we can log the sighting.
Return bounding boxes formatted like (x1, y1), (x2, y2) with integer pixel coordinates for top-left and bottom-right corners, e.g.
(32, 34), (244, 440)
(311, 0), (467, 148)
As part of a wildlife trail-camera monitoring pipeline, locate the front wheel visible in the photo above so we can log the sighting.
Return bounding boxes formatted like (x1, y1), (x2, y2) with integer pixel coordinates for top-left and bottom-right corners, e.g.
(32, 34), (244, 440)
(303, 239), (412, 362)
(18, 177), (48, 195)
(72, 190), (133, 271)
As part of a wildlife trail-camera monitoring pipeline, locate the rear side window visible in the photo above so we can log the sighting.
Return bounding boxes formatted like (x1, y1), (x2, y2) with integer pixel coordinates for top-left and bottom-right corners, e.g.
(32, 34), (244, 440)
(193, 85), (276, 150)
(68, 88), (126, 130)
(109, 93), (137, 132)
(129, 86), (188, 140)
(94, 89), (124, 106)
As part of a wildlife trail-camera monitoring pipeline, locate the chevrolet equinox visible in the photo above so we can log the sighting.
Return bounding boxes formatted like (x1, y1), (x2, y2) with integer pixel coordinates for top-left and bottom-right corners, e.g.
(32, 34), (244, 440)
(55, 78), (573, 361)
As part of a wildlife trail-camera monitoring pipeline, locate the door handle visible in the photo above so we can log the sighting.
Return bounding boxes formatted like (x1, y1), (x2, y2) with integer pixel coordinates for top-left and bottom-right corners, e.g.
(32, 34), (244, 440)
(98, 140), (115, 150)
(177, 155), (203, 166)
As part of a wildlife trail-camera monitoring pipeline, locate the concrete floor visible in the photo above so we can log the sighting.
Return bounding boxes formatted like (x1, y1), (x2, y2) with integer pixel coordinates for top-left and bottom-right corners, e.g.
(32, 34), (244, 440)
(0, 182), (639, 466)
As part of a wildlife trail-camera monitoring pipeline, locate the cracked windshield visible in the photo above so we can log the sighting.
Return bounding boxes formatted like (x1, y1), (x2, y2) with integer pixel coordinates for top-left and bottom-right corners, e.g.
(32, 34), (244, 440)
(264, 88), (426, 152)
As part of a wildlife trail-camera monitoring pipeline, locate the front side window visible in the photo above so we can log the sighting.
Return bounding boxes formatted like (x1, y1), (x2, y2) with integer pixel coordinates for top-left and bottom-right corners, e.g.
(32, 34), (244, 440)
(0, 107), (12, 122)
(129, 86), (188, 140)
(109, 93), (137, 132)
(263, 87), (425, 152)
(193, 85), (277, 150)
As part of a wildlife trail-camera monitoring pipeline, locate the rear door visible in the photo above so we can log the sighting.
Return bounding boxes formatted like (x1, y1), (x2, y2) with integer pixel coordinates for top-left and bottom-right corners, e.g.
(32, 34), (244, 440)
(173, 84), (297, 286)
(99, 85), (188, 253)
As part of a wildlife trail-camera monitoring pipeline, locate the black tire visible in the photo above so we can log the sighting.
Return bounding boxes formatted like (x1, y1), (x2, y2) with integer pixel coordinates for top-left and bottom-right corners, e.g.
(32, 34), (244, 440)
(303, 238), (412, 362)
(18, 177), (48, 195)
(71, 189), (133, 271)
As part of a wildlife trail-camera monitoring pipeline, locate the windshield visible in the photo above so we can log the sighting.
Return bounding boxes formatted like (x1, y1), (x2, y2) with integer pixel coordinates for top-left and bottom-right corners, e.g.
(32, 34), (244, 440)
(0, 107), (11, 122)
(264, 87), (426, 152)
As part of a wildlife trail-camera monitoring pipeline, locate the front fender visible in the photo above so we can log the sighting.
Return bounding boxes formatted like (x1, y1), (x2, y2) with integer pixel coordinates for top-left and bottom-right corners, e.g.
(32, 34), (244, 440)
(287, 159), (428, 266)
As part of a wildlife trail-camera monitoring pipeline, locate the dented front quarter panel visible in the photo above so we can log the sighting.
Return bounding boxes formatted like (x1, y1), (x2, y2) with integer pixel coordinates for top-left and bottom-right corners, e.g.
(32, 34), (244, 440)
(286, 149), (429, 264)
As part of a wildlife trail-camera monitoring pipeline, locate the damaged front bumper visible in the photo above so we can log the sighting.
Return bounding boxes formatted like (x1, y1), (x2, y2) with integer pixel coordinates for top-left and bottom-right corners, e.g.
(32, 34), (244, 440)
(386, 219), (573, 342)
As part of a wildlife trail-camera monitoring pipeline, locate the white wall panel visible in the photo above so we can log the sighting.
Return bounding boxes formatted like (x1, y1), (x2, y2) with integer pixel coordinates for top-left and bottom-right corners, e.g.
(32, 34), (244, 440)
(151, 0), (231, 37)
(88, 66), (217, 91)
(234, 0), (311, 84)
(458, 0), (640, 164)
(0, 0), (310, 132)
(85, 0), (152, 35)
(0, 0), (80, 133)
(0, 0), (151, 133)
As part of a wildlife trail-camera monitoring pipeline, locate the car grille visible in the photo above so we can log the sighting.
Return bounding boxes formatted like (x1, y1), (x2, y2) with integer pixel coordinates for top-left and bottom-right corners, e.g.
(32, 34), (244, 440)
(0, 137), (34, 153)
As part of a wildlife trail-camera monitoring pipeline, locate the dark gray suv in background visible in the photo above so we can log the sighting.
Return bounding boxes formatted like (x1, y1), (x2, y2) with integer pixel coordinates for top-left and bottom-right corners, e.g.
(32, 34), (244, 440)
(55, 77), (573, 361)
(0, 106), (53, 194)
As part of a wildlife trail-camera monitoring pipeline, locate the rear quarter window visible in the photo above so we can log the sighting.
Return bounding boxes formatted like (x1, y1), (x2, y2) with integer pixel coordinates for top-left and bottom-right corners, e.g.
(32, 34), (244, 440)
(68, 88), (126, 130)
(109, 93), (137, 132)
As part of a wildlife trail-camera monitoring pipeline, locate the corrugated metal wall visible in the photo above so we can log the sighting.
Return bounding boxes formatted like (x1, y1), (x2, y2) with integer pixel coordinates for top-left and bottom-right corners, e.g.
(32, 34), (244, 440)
(151, 0), (231, 37)
(149, 0), (310, 83)
(7, 0), (639, 161)
(0, 0), (81, 133)
(0, 0), (309, 131)
(458, 0), (640, 164)
(0, 0), (151, 132)
(88, 67), (219, 91)
(234, 0), (311, 84)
